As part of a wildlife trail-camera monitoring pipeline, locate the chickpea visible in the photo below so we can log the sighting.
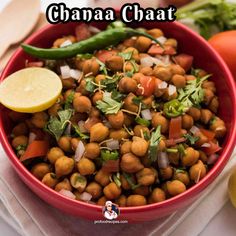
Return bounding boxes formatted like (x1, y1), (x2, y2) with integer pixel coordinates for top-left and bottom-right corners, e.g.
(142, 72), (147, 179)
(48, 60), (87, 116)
(201, 109), (213, 124)
(47, 147), (64, 164)
(199, 150), (208, 164)
(58, 136), (72, 152)
(159, 167), (173, 180)
(167, 180), (186, 196)
(140, 67), (153, 76)
(89, 107), (101, 118)
(12, 123), (28, 136)
(185, 75), (196, 81)
(70, 138), (81, 151)
(124, 61), (139, 72)
(31, 112), (48, 128)
(171, 74), (186, 88)
(76, 79), (89, 96)
(55, 178), (72, 192)
(107, 111), (125, 129)
(97, 196), (108, 206)
(132, 72), (143, 83)
(120, 174), (132, 190)
(84, 142), (100, 159)
(70, 173), (87, 192)
(174, 170), (190, 186)
(195, 132), (208, 147)
(210, 117), (226, 138)
(133, 186), (149, 196)
(142, 96), (153, 108)
(123, 47), (140, 62)
(82, 58), (100, 76)
(123, 38), (136, 47)
(118, 77), (137, 94)
(162, 89), (178, 101)
(208, 96), (219, 113)
(94, 74), (106, 84)
(73, 95), (92, 113)
(12, 135), (28, 149)
(126, 195), (147, 206)
(61, 78), (76, 89)
(103, 182), (122, 199)
(159, 139), (166, 151)
(116, 195), (127, 207)
(136, 168), (156, 186)
(170, 64), (185, 75)
(42, 173), (58, 188)
(187, 107), (201, 121)
(123, 93), (139, 113)
(120, 141), (132, 155)
(85, 182), (102, 199)
(55, 156), (74, 178)
(120, 153), (144, 173)
(202, 80), (216, 92)
(48, 103), (62, 116)
(152, 113), (169, 133)
(182, 147), (199, 166)
(109, 129), (129, 141)
(189, 160), (207, 183)
(95, 169), (111, 186)
(168, 152), (180, 166)
(203, 89), (214, 105)
(153, 66), (172, 81)
(90, 123), (109, 142)
(77, 158), (95, 175)
(147, 28), (163, 38)
(106, 55), (124, 71)
(135, 36), (152, 52)
(133, 125), (150, 138)
(131, 136), (148, 157)
(123, 113), (134, 127)
(31, 163), (51, 180)
(182, 114), (194, 130)
(150, 188), (166, 203)
(92, 91), (103, 105)
(164, 38), (178, 48)
(8, 111), (29, 122)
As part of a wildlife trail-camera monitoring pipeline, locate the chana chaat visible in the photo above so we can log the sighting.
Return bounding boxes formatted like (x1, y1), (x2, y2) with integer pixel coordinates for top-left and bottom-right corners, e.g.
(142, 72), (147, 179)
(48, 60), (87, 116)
(9, 22), (226, 207)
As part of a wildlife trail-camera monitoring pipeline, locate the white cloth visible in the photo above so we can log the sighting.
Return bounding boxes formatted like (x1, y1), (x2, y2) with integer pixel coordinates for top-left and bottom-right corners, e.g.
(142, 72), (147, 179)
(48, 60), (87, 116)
(0, 144), (235, 236)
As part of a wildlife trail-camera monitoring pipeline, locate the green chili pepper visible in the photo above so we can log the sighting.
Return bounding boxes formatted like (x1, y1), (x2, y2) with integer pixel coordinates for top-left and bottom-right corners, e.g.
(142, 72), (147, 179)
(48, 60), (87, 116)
(21, 28), (162, 59)
(101, 150), (119, 162)
(163, 99), (185, 118)
(135, 117), (150, 127)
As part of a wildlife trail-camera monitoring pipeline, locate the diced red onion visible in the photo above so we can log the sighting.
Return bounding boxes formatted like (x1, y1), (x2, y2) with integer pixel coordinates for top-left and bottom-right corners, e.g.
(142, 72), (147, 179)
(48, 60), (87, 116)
(141, 109), (152, 120)
(156, 36), (167, 44)
(60, 39), (72, 48)
(158, 152), (169, 169)
(70, 69), (82, 80)
(28, 132), (37, 145)
(60, 65), (71, 79)
(155, 55), (171, 66)
(201, 143), (211, 148)
(25, 61), (44, 68)
(79, 192), (92, 201)
(190, 126), (200, 135)
(207, 154), (219, 165)
(78, 121), (87, 133)
(64, 123), (72, 136)
(74, 141), (85, 162)
(175, 137), (186, 144)
(158, 81), (168, 89)
(88, 25), (101, 34)
(140, 56), (160, 67)
(168, 85), (176, 96)
(59, 189), (76, 199)
(106, 139), (119, 150)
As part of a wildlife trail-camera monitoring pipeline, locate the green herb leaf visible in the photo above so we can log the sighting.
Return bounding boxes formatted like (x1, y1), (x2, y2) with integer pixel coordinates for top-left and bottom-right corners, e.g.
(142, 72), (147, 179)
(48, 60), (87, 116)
(113, 173), (121, 187)
(96, 92), (122, 114)
(85, 77), (96, 92)
(101, 150), (119, 162)
(132, 96), (148, 109)
(64, 91), (75, 109)
(122, 172), (140, 190)
(111, 90), (125, 102)
(118, 51), (133, 61)
(177, 144), (186, 156)
(73, 125), (90, 139)
(143, 131), (150, 141)
(135, 117), (151, 127)
(96, 59), (108, 75)
(148, 125), (162, 162)
(16, 144), (27, 151)
(101, 74), (121, 92)
(46, 109), (73, 140)
(183, 133), (200, 145)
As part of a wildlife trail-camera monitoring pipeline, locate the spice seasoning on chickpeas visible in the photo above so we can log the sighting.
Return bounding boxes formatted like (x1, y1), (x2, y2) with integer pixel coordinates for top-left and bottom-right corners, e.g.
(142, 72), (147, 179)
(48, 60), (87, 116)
(9, 21), (226, 207)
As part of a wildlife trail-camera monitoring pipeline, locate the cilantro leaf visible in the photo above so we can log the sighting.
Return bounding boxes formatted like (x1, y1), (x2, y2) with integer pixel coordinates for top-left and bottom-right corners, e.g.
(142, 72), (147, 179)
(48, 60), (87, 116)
(85, 77), (96, 92)
(148, 125), (162, 162)
(16, 144), (27, 151)
(111, 90), (125, 102)
(96, 92), (122, 115)
(122, 172), (140, 190)
(64, 91), (75, 109)
(73, 125), (90, 140)
(118, 51), (133, 61)
(183, 133), (199, 145)
(101, 74), (121, 92)
(96, 59), (108, 75)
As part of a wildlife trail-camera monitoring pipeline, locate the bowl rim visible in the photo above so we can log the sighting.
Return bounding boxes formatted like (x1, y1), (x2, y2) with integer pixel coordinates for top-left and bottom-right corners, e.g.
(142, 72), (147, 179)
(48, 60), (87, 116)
(0, 20), (236, 214)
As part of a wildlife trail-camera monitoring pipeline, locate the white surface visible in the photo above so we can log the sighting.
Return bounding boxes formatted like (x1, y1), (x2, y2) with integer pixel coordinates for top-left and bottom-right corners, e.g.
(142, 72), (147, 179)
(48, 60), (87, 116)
(0, 0), (236, 236)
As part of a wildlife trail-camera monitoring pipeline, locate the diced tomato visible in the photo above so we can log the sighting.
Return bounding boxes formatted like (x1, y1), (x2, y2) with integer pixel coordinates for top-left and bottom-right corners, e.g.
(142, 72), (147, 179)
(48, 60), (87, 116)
(136, 76), (156, 97)
(75, 23), (91, 42)
(175, 53), (193, 72)
(84, 117), (101, 132)
(199, 128), (215, 141)
(148, 45), (165, 55)
(169, 116), (182, 139)
(164, 45), (176, 55)
(95, 49), (117, 63)
(201, 141), (222, 155)
(20, 140), (49, 162)
(25, 61), (44, 68)
(165, 137), (186, 147)
(102, 160), (119, 172)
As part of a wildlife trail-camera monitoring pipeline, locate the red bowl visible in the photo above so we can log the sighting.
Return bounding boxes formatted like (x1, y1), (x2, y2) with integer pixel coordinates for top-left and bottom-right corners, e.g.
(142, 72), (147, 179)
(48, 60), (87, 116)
(0, 21), (236, 222)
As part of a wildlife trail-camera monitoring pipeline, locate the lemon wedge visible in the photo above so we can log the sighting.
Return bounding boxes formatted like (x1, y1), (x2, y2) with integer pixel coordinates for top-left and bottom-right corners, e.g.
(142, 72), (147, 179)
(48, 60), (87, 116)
(0, 67), (62, 113)
(228, 167), (236, 208)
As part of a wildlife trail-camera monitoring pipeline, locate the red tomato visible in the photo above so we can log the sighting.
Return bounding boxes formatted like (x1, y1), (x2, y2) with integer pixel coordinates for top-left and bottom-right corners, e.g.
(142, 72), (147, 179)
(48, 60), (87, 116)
(136, 76), (156, 97)
(169, 116), (182, 139)
(199, 128), (215, 141)
(20, 140), (49, 162)
(208, 31), (236, 79)
(202, 141), (222, 155)
(175, 53), (193, 72)
(164, 45), (176, 55)
(102, 160), (119, 172)
(148, 45), (164, 55)
(95, 49), (117, 63)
